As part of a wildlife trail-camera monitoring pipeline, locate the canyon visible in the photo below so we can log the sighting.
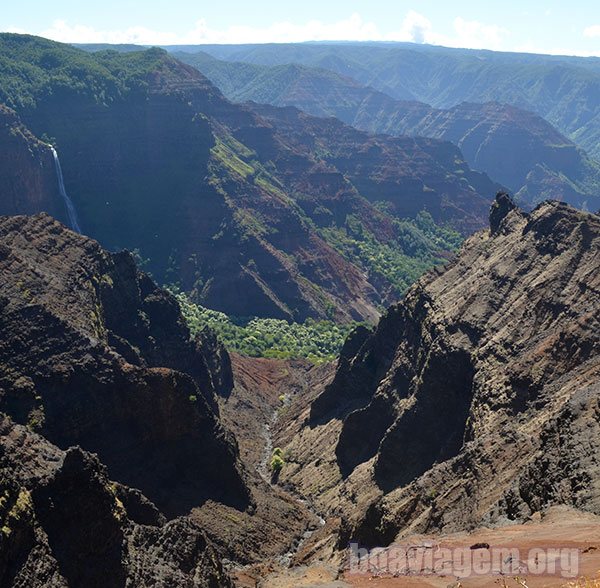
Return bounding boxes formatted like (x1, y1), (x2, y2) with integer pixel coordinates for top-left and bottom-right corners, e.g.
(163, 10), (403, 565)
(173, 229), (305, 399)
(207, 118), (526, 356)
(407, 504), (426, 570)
(1, 194), (600, 586)
(1, 32), (600, 588)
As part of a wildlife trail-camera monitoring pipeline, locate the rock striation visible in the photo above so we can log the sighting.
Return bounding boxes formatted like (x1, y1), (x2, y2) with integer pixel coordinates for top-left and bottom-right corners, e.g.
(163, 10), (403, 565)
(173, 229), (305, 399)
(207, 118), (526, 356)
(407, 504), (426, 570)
(280, 194), (600, 547)
(0, 213), (249, 518)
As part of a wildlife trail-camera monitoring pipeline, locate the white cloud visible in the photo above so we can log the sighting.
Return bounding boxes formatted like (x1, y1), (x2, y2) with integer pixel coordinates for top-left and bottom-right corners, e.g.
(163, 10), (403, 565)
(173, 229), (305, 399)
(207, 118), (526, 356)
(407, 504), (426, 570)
(449, 17), (509, 50)
(584, 24), (600, 38)
(385, 14), (510, 51)
(11, 11), (513, 51)
(34, 14), (381, 45)
(391, 10), (433, 44)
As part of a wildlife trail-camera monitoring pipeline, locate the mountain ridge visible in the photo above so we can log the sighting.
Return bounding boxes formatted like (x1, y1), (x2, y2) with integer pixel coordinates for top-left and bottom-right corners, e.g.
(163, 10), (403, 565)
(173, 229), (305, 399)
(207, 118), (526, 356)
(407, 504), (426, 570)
(177, 50), (600, 211)
(185, 41), (600, 160)
(274, 195), (600, 550)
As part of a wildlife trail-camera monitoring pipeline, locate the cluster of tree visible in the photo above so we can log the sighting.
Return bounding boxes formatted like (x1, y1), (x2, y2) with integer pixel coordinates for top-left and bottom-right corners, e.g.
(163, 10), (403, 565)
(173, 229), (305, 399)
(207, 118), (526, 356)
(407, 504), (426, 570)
(320, 210), (462, 296)
(0, 33), (168, 110)
(176, 293), (365, 362)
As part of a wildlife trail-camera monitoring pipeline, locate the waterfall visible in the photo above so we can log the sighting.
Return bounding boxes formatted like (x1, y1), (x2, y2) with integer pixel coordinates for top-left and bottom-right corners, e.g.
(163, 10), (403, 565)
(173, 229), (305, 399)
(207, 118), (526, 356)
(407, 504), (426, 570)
(50, 146), (82, 233)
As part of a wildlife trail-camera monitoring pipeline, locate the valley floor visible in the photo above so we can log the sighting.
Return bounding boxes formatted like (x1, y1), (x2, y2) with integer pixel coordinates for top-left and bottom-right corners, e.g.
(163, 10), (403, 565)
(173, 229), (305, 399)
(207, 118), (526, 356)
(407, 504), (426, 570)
(220, 356), (600, 588)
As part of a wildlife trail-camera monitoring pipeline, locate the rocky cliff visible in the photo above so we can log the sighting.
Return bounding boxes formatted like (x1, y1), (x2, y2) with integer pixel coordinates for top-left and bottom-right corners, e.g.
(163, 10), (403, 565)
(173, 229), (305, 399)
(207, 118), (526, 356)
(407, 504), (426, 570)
(277, 194), (600, 548)
(0, 213), (249, 518)
(0, 105), (65, 221)
(181, 52), (600, 212)
(0, 415), (234, 587)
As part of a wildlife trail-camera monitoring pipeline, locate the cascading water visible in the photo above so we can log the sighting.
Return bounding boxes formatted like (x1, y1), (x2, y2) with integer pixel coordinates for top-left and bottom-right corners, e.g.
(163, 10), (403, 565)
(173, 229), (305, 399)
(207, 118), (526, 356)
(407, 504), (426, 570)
(50, 146), (82, 233)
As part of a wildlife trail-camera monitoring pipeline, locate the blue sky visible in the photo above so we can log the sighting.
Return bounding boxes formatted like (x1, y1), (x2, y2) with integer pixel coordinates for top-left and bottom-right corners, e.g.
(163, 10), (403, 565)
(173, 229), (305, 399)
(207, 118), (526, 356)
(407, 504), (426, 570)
(3, 0), (600, 55)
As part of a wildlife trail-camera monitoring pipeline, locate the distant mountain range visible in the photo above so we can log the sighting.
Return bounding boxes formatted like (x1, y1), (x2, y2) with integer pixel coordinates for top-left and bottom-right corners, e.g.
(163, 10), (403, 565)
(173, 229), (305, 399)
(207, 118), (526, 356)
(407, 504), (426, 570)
(180, 42), (600, 160)
(176, 50), (600, 211)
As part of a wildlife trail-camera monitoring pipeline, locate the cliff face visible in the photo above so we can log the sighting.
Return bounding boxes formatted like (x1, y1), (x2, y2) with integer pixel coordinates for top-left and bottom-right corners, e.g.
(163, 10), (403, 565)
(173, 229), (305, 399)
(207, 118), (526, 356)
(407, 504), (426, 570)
(0, 34), (500, 322)
(0, 105), (64, 221)
(279, 195), (600, 546)
(402, 102), (600, 210)
(0, 213), (249, 518)
(0, 213), (327, 580)
(246, 103), (497, 235)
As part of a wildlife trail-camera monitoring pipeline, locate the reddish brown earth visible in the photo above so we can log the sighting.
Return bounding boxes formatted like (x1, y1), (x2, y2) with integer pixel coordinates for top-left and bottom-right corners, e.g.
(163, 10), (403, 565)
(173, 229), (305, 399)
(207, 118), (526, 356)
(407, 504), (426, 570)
(341, 508), (600, 588)
(2, 198), (600, 588)
(230, 509), (600, 587)
(183, 54), (600, 212)
(227, 196), (600, 588)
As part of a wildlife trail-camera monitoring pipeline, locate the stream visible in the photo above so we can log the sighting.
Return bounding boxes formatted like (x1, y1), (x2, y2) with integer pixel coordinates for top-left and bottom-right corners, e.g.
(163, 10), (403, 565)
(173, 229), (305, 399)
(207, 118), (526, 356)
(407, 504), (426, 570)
(257, 408), (326, 569)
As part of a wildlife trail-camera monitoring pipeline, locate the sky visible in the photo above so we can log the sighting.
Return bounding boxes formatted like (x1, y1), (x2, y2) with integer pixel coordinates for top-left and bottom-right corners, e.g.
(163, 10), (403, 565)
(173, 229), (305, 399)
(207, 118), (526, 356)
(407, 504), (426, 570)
(3, 0), (600, 56)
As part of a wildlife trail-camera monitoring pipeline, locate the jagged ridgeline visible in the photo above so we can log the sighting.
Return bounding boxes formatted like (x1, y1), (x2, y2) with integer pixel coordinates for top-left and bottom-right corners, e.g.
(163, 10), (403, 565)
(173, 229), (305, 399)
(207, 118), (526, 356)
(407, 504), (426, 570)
(0, 33), (500, 324)
(278, 196), (600, 548)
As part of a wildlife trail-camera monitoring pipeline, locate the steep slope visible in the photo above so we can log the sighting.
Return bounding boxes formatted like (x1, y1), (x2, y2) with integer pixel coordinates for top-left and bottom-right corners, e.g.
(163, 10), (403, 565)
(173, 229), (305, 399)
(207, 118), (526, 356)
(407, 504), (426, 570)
(0, 213), (250, 517)
(192, 42), (600, 159)
(276, 195), (600, 549)
(0, 105), (66, 220)
(0, 213), (326, 575)
(406, 102), (600, 209)
(177, 52), (600, 211)
(0, 34), (499, 322)
(250, 102), (497, 232)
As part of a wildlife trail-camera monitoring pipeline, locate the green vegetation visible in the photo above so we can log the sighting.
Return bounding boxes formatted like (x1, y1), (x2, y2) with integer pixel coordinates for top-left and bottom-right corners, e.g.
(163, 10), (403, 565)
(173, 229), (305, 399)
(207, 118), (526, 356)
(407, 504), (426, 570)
(0, 489), (32, 537)
(175, 292), (364, 362)
(270, 447), (285, 473)
(320, 211), (462, 296)
(0, 33), (171, 110)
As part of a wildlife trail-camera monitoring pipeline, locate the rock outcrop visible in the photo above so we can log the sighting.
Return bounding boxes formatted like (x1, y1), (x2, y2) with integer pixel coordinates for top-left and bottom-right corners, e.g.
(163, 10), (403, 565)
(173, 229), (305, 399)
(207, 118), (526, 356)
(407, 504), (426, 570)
(0, 213), (249, 518)
(278, 194), (600, 547)
(0, 105), (65, 221)
(0, 213), (327, 581)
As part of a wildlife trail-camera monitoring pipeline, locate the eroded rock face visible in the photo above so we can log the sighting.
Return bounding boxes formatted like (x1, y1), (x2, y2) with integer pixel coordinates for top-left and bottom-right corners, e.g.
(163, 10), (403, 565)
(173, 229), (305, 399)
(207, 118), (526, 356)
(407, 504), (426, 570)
(280, 195), (600, 547)
(0, 105), (64, 221)
(185, 54), (600, 212)
(0, 213), (249, 517)
(0, 415), (234, 587)
(250, 103), (498, 236)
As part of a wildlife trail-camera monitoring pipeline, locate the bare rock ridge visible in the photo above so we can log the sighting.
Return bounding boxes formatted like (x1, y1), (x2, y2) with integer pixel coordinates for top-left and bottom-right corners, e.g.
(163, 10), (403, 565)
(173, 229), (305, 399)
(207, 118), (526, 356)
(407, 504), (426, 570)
(279, 193), (600, 549)
(0, 213), (249, 519)
(0, 213), (323, 584)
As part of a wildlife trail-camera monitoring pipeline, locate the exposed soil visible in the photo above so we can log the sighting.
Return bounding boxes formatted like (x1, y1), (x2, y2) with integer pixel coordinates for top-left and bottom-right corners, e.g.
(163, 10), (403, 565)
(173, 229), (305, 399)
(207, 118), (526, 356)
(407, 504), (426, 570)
(243, 508), (600, 587)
